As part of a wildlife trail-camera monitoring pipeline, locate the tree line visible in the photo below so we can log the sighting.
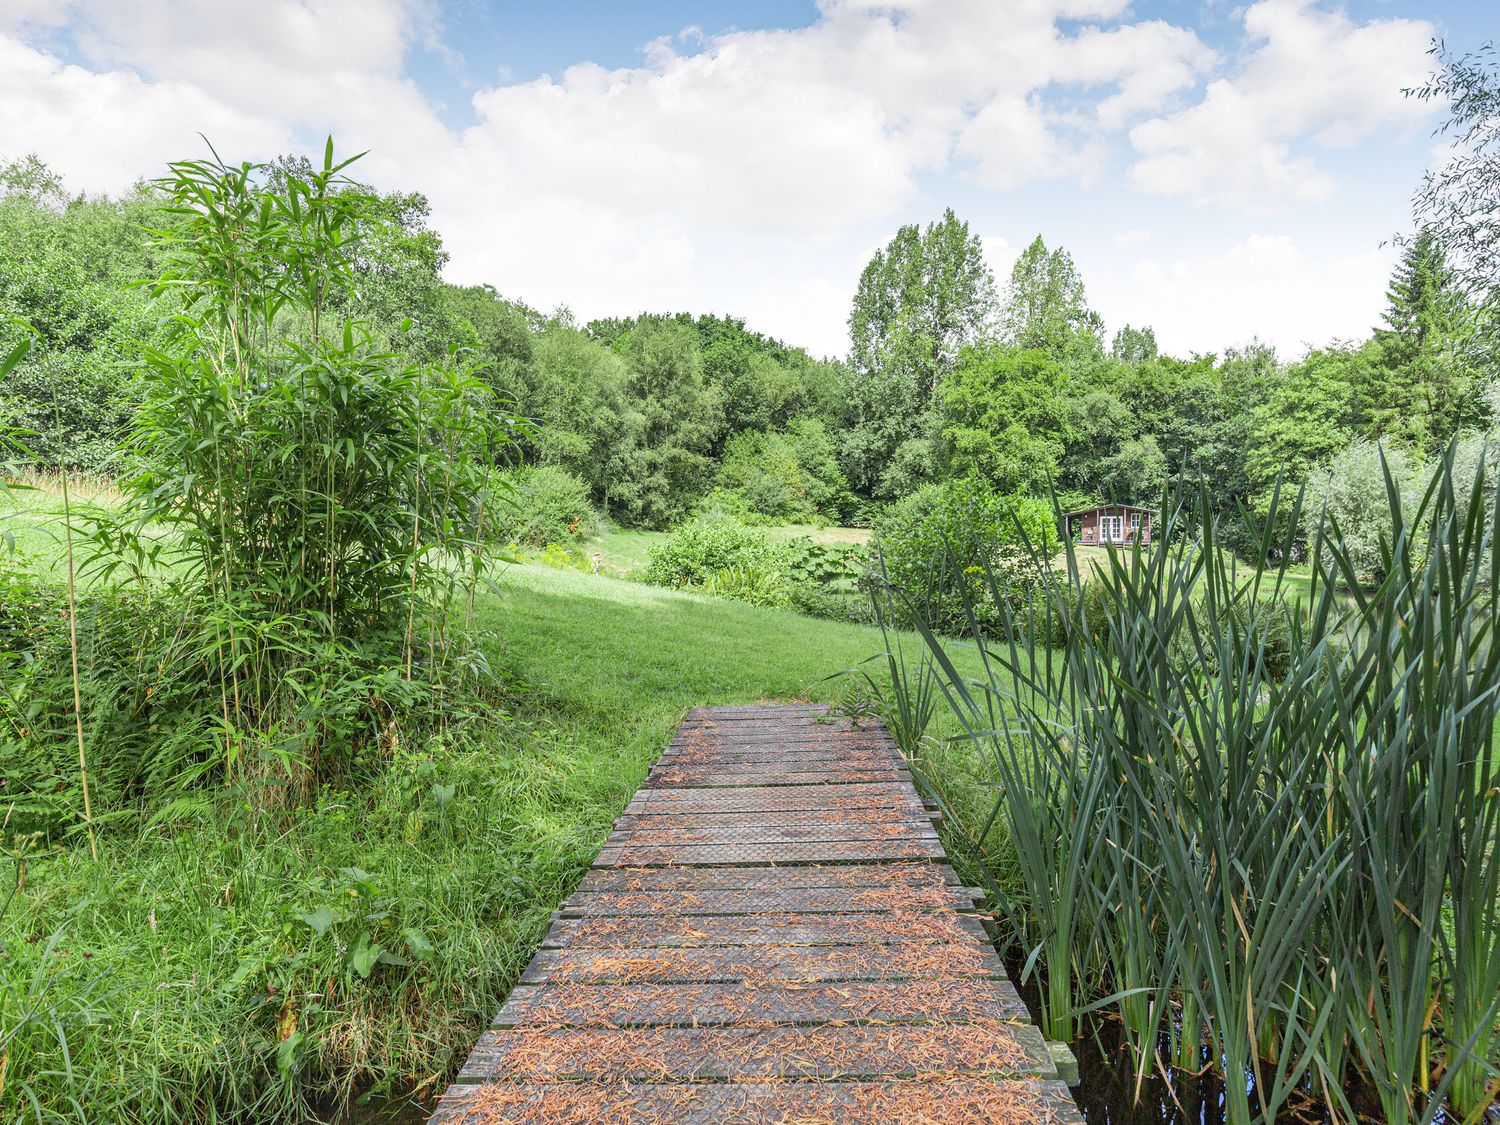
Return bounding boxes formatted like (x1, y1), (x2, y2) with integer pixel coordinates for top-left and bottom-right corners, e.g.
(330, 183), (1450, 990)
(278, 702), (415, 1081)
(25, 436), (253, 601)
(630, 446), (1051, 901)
(3, 43), (1495, 547)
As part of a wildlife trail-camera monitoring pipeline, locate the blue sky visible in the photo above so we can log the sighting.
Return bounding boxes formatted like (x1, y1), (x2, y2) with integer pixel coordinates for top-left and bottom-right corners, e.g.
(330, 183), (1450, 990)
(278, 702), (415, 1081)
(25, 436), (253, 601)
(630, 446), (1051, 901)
(0, 0), (1488, 359)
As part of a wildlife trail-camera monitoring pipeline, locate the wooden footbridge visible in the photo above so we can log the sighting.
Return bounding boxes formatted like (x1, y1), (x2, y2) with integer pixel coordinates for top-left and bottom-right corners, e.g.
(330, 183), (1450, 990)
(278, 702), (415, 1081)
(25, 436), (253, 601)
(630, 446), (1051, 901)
(432, 703), (1082, 1124)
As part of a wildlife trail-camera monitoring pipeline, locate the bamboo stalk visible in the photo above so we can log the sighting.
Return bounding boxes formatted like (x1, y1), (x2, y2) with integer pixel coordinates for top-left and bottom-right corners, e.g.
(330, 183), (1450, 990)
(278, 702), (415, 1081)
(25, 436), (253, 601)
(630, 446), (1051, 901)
(56, 446), (97, 862)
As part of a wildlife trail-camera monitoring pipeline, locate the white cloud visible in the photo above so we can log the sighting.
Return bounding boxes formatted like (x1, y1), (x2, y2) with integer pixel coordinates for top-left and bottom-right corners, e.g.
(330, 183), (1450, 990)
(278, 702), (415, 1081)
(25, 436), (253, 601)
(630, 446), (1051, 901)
(0, 1), (1439, 358)
(980, 234), (1020, 283)
(0, 34), (287, 194)
(3, 1), (452, 184)
(395, 0), (1228, 354)
(1059, 21), (1219, 131)
(1112, 228), (1151, 248)
(1096, 233), (1393, 358)
(1128, 0), (1436, 208)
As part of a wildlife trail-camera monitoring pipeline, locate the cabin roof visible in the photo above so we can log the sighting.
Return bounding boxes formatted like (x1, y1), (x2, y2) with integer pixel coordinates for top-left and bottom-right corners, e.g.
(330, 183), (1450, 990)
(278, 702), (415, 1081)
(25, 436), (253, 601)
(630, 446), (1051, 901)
(1060, 503), (1159, 518)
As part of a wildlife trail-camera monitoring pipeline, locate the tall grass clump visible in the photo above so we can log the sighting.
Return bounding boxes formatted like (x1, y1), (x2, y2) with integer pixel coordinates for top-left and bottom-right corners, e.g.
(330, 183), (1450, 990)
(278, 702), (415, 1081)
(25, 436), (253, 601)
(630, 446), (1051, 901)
(885, 455), (1500, 1124)
(76, 141), (515, 803)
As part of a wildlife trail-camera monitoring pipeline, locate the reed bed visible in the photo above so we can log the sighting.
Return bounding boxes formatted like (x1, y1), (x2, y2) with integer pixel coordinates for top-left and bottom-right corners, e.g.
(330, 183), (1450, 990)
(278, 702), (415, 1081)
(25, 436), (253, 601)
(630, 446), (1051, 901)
(881, 456), (1500, 1124)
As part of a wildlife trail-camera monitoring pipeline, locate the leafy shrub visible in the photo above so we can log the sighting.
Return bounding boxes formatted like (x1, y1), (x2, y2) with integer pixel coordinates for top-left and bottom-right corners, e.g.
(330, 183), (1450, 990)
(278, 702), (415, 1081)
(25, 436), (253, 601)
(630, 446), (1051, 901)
(530, 542), (590, 571)
(642, 518), (787, 588)
(878, 436), (939, 500)
(0, 181), (166, 471)
(1081, 576), (1113, 643)
(1300, 440), (1421, 582)
(0, 347), (141, 471)
(714, 417), (848, 522)
(1020, 580), (1078, 649)
(782, 537), (866, 587)
(699, 565), (790, 607)
(874, 474), (1058, 633)
(0, 566), (222, 836)
(498, 465), (597, 547)
(1167, 595), (1294, 681)
(787, 582), (875, 625)
(694, 486), (771, 525)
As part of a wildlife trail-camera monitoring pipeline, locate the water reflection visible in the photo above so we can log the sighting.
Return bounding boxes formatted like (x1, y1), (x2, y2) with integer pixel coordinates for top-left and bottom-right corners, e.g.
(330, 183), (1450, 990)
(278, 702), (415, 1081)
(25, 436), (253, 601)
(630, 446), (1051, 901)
(1070, 1009), (1498, 1124)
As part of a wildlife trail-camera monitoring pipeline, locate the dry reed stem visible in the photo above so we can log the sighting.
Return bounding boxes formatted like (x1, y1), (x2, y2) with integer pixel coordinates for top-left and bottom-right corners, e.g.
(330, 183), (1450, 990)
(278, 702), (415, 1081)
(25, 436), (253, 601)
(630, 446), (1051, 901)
(56, 453), (97, 861)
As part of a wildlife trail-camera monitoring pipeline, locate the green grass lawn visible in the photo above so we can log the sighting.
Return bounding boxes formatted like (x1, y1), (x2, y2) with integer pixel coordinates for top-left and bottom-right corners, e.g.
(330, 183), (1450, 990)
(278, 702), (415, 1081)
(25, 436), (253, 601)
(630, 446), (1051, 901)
(1065, 541), (1323, 606)
(490, 562), (901, 713)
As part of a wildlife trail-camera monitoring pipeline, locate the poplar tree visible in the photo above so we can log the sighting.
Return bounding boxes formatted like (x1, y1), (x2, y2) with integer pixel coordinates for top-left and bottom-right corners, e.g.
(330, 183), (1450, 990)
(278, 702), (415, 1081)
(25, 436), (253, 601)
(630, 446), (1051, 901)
(1001, 235), (1104, 358)
(844, 208), (998, 497)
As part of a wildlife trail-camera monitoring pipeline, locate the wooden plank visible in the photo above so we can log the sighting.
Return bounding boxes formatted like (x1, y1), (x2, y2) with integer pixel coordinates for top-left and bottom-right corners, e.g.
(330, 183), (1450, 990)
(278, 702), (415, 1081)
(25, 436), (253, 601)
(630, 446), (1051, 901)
(613, 808), (935, 832)
(541, 910), (989, 949)
(624, 782), (921, 815)
(493, 978), (1030, 1029)
(657, 746), (901, 765)
(664, 739), (898, 753)
(644, 768), (908, 787)
(651, 759), (904, 776)
(593, 837), (947, 866)
(431, 1079), (1085, 1125)
(668, 732), (897, 749)
(654, 757), (903, 773)
(658, 746), (897, 759)
(560, 884), (980, 917)
(604, 822), (939, 848)
(683, 705), (829, 721)
(647, 762), (908, 779)
(520, 941), (1006, 985)
(576, 861), (961, 893)
(454, 1022), (1055, 1083)
(629, 783), (916, 799)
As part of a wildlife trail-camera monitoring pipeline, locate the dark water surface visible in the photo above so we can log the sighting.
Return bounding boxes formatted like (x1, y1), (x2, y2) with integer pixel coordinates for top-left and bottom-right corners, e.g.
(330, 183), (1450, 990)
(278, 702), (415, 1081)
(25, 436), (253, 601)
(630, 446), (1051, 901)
(1002, 948), (1499, 1124)
(320, 1094), (430, 1124)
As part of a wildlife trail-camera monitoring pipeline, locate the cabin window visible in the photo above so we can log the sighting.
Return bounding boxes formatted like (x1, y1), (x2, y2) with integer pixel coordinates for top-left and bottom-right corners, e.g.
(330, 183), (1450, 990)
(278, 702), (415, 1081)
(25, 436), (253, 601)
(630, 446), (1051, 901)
(1130, 513), (1141, 529)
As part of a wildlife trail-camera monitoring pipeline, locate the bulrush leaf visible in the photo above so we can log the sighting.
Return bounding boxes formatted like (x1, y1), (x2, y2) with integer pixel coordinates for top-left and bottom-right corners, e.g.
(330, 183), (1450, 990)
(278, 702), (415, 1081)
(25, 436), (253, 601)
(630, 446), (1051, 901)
(876, 454), (1500, 1125)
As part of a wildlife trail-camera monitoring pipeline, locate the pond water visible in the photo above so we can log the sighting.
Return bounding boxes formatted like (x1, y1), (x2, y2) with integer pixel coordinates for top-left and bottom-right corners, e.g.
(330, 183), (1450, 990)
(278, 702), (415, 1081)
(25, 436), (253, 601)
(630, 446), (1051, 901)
(1071, 1021), (1498, 1124)
(1017, 963), (1500, 1124)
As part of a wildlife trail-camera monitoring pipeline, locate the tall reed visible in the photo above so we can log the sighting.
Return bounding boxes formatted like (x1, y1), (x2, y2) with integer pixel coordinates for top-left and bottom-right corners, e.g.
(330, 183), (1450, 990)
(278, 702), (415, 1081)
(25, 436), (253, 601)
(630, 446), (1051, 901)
(884, 454), (1500, 1124)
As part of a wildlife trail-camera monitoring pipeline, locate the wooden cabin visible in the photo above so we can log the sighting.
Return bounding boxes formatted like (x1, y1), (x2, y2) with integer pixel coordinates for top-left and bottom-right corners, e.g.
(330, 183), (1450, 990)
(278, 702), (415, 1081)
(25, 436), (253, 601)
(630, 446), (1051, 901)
(1063, 503), (1156, 547)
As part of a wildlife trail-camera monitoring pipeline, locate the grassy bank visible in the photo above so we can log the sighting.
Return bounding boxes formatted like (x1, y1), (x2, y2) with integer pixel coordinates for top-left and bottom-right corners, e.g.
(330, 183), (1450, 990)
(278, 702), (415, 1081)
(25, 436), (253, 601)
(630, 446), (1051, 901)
(1, 554), (981, 1122)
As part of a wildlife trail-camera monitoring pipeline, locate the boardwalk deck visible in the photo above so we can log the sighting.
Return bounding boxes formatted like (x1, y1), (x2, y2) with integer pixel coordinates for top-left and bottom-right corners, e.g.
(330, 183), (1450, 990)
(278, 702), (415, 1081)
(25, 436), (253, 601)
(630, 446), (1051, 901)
(431, 704), (1082, 1124)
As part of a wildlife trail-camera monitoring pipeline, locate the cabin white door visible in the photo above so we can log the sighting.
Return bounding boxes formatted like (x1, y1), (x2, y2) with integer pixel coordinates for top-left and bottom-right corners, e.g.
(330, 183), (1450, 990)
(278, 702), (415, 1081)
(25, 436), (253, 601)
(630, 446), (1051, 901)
(1100, 515), (1123, 542)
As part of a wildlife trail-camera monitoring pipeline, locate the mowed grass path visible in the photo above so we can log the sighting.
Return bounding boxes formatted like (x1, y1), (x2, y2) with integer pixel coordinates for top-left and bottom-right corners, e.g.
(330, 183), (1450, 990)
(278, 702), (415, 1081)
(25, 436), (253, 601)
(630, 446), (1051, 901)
(486, 563), (913, 718)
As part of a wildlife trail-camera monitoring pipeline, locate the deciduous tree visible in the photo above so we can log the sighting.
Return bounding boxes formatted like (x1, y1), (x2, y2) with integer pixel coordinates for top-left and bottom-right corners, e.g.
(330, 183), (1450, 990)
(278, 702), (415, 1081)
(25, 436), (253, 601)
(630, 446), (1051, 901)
(1001, 235), (1104, 358)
